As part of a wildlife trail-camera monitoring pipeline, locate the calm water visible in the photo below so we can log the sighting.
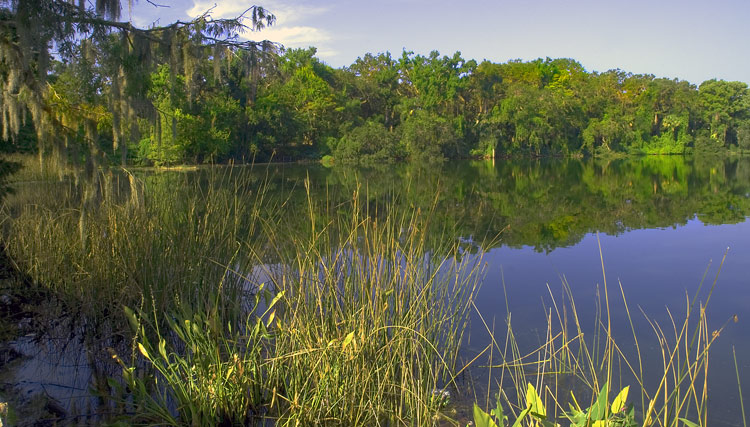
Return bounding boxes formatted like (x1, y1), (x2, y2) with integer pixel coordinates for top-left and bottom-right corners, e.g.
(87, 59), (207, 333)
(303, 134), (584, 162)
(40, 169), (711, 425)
(5, 155), (750, 425)
(239, 156), (750, 425)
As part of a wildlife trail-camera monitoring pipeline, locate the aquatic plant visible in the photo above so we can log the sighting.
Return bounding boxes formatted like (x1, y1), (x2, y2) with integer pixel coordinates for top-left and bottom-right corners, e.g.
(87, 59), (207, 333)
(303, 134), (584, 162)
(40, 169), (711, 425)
(112, 181), (483, 425)
(468, 241), (733, 427)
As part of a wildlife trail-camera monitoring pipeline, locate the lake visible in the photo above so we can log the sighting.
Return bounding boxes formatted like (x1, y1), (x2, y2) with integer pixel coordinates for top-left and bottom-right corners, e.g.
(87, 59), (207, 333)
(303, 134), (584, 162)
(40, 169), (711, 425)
(2, 155), (749, 425)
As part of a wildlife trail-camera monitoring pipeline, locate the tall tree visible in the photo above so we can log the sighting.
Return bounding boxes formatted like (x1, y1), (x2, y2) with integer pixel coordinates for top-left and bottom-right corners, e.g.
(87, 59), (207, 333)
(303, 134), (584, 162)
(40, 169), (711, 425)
(698, 79), (750, 148)
(0, 0), (276, 166)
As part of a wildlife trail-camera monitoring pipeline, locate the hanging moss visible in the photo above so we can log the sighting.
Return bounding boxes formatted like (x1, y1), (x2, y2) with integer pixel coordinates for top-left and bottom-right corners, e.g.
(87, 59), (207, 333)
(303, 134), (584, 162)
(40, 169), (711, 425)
(0, 0), (277, 167)
(213, 43), (222, 84)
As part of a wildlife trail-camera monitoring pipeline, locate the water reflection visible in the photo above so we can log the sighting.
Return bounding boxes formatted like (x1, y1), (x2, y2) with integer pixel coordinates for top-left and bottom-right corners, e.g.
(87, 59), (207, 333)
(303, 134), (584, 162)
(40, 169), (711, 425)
(1, 155), (749, 425)
(239, 156), (750, 253)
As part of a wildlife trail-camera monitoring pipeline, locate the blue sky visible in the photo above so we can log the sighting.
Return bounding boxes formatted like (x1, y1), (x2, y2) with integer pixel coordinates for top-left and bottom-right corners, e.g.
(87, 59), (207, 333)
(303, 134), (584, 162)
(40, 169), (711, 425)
(129, 0), (750, 85)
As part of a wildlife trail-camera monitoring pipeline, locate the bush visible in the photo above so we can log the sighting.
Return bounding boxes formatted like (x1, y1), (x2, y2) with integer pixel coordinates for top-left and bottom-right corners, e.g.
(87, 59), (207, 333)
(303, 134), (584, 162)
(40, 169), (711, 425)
(334, 120), (401, 163)
(400, 110), (461, 161)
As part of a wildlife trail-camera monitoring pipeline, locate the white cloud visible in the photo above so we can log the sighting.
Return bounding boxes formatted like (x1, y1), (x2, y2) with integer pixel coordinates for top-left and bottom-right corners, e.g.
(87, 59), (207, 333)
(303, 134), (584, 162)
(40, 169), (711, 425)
(188, 1), (327, 26)
(188, 0), (336, 59)
(261, 25), (330, 47)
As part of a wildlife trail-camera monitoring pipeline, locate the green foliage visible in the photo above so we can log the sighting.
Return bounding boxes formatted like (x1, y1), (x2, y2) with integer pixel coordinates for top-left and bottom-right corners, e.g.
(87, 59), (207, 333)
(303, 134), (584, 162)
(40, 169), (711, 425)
(472, 384), (555, 427)
(334, 119), (401, 162)
(112, 290), (281, 425)
(2, 0), (749, 165)
(400, 109), (461, 161)
(565, 383), (637, 427)
(698, 80), (750, 148)
(14, 26), (750, 165)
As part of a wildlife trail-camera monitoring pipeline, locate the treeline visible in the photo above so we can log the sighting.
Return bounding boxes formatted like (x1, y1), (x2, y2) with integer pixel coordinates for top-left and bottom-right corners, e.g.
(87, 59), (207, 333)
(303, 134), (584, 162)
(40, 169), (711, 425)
(8, 156), (749, 254)
(255, 156), (750, 252)
(10, 46), (750, 164)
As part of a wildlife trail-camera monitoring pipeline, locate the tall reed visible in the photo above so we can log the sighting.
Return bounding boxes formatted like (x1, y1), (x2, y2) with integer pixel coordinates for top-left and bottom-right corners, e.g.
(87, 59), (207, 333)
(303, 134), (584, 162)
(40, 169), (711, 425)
(470, 239), (732, 426)
(116, 180), (484, 425)
(254, 180), (483, 424)
(0, 165), (273, 333)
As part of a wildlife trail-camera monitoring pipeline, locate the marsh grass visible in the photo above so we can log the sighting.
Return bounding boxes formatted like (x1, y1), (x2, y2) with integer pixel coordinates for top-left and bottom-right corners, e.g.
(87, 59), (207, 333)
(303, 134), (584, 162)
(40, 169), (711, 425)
(1, 152), (71, 182)
(1, 161), (741, 426)
(470, 238), (734, 427)
(0, 165), (274, 335)
(2, 165), (484, 425)
(113, 180), (484, 425)
(253, 181), (483, 425)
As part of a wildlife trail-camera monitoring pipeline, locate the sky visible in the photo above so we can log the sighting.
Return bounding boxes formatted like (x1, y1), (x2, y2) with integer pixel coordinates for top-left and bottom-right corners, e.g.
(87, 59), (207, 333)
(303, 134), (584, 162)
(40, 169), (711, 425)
(128, 0), (750, 85)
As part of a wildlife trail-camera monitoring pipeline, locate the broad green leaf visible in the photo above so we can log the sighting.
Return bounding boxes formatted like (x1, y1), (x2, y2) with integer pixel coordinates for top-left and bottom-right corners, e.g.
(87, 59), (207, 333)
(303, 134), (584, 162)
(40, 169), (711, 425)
(611, 386), (630, 413)
(491, 402), (506, 424)
(473, 403), (499, 427)
(590, 381), (609, 421)
(526, 383), (546, 418)
(123, 306), (140, 333)
(511, 407), (531, 427)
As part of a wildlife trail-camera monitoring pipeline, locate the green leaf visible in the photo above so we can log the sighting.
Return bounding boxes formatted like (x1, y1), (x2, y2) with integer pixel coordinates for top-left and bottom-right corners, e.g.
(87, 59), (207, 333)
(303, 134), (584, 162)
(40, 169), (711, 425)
(473, 403), (499, 427)
(137, 343), (151, 360)
(158, 339), (167, 360)
(511, 407), (531, 427)
(123, 306), (140, 333)
(590, 381), (609, 421)
(526, 383), (546, 418)
(342, 331), (356, 351)
(611, 385), (630, 413)
(679, 419), (700, 427)
(265, 290), (285, 316)
(491, 402), (507, 424)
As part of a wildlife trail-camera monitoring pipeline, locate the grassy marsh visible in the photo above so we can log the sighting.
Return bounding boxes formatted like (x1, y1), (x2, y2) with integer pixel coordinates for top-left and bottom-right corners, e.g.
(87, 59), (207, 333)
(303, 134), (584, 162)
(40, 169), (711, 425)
(0, 159), (743, 425)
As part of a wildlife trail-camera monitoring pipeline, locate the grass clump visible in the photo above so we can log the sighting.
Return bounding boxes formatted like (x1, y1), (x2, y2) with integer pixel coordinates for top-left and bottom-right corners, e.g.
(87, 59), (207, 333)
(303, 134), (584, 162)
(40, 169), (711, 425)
(258, 183), (482, 425)
(1, 166), (272, 330)
(112, 182), (483, 425)
(469, 239), (733, 427)
(1, 165), (484, 425)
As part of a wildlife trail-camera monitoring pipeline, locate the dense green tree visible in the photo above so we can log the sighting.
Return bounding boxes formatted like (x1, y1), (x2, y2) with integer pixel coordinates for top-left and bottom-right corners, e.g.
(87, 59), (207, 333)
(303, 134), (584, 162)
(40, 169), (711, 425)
(334, 119), (401, 162)
(400, 109), (461, 161)
(0, 0), (276, 167)
(2, 0), (749, 167)
(698, 79), (750, 148)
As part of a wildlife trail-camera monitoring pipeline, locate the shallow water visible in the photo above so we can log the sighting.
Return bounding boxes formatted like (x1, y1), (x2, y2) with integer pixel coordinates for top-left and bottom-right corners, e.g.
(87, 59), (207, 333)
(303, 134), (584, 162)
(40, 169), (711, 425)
(3, 155), (750, 425)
